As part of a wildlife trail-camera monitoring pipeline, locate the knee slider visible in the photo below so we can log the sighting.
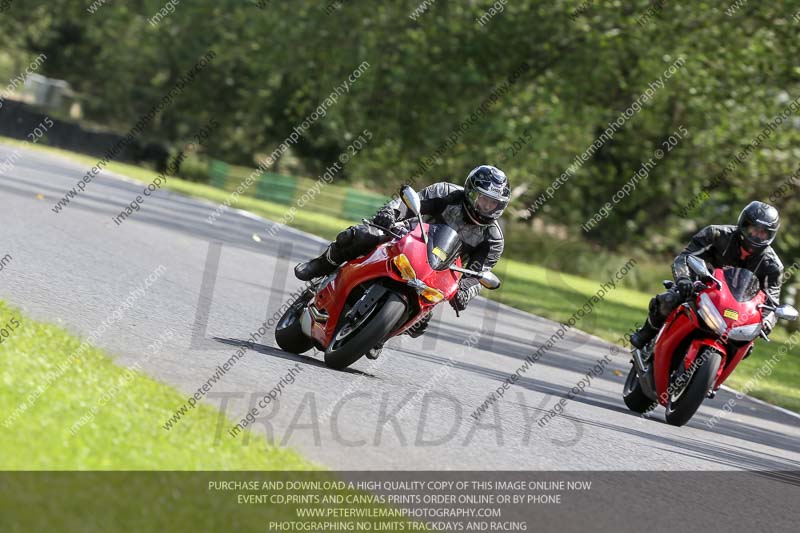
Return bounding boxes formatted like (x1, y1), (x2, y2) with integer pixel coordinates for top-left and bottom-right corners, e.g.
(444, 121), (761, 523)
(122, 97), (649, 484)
(335, 227), (357, 247)
(657, 291), (680, 316)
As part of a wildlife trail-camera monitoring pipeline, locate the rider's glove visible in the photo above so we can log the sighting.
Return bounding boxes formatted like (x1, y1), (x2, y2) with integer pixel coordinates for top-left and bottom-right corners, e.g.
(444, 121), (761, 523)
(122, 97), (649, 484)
(372, 208), (396, 229)
(676, 277), (694, 300)
(450, 289), (471, 311)
(450, 278), (481, 312)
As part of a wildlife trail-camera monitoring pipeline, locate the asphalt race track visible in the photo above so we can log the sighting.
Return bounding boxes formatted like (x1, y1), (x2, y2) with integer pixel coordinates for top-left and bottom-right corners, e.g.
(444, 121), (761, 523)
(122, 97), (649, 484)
(2, 143), (799, 471)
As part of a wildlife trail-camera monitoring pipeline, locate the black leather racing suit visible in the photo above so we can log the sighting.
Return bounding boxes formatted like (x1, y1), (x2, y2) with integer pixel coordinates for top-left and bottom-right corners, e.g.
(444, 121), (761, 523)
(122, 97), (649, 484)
(327, 182), (504, 331)
(647, 225), (784, 329)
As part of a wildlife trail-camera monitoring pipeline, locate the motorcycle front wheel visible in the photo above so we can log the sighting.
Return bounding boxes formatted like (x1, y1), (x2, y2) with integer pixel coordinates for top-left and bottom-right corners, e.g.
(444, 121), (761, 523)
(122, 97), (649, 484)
(665, 349), (721, 427)
(324, 292), (406, 370)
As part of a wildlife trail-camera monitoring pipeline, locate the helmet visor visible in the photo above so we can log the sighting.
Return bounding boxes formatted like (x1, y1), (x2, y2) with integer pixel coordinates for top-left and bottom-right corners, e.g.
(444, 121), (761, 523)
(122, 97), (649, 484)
(743, 223), (776, 246)
(468, 189), (505, 220)
(475, 194), (501, 216)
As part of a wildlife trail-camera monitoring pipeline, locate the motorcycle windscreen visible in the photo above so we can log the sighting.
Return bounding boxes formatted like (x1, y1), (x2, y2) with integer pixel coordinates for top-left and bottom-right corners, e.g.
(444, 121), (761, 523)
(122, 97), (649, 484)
(426, 224), (463, 271)
(723, 267), (761, 302)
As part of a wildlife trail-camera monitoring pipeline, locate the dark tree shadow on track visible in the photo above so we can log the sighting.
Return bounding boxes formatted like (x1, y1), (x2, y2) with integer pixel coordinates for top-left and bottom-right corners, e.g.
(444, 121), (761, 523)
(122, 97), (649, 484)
(213, 337), (377, 378)
(534, 405), (800, 473)
(391, 343), (800, 458)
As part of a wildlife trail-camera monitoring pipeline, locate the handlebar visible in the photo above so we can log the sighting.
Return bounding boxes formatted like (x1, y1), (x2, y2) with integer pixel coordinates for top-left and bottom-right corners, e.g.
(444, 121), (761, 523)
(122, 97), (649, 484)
(361, 218), (405, 240)
(700, 274), (723, 290)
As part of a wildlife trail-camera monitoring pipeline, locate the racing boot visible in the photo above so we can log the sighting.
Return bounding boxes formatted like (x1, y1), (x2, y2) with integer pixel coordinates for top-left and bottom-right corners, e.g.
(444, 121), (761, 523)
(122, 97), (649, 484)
(366, 342), (383, 360)
(294, 246), (338, 281)
(406, 312), (432, 338)
(630, 319), (659, 350)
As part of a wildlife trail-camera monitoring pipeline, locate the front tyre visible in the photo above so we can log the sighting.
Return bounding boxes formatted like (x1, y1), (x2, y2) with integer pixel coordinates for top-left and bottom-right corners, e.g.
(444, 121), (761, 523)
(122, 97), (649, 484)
(622, 364), (655, 414)
(324, 292), (406, 370)
(665, 349), (721, 427)
(275, 294), (314, 354)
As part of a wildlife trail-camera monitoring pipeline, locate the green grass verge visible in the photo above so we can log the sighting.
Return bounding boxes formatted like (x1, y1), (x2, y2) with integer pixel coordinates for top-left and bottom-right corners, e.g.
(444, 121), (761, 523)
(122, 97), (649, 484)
(722, 329), (800, 412)
(0, 300), (314, 470)
(0, 301), (424, 530)
(5, 138), (799, 412)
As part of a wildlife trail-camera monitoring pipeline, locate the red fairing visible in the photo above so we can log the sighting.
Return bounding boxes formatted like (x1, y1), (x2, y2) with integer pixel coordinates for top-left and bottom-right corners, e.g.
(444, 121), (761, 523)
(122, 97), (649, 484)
(309, 224), (461, 347)
(706, 268), (765, 330)
(716, 342), (753, 390)
(392, 226), (462, 301)
(310, 245), (394, 347)
(653, 305), (701, 406)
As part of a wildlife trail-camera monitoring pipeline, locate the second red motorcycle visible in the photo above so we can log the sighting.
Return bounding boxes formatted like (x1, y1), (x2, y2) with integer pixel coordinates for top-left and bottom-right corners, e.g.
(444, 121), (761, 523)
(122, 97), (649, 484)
(623, 255), (797, 426)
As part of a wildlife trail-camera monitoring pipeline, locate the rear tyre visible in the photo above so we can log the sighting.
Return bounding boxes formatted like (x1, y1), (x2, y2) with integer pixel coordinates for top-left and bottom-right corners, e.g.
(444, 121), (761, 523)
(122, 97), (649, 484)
(324, 292), (406, 370)
(275, 294), (314, 354)
(665, 349), (721, 427)
(622, 364), (655, 414)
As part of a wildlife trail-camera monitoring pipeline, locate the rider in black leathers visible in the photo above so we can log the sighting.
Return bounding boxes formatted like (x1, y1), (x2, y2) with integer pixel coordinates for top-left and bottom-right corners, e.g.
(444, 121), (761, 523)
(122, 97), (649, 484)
(294, 165), (510, 350)
(630, 201), (784, 350)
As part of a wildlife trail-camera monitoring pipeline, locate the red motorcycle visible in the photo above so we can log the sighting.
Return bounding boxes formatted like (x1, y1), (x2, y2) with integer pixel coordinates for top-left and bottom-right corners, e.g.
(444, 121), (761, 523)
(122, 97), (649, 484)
(275, 186), (501, 370)
(623, 255), (797, 426)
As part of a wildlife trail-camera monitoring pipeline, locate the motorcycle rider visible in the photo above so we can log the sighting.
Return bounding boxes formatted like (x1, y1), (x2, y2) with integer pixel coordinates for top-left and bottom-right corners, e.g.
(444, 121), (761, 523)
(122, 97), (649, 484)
(630, 201), (784, 350)
(294, 165), (510, 355)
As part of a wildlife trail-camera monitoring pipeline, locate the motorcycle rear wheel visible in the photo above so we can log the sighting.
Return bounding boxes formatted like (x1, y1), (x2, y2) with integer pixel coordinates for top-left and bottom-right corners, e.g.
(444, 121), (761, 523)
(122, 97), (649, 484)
(665, 349), (721, 427)
(324, 292), (406, 370)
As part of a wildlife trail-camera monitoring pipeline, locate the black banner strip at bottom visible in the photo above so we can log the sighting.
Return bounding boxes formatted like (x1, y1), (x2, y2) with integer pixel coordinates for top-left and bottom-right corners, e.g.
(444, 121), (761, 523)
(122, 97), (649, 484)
(1, 471), (798, 533)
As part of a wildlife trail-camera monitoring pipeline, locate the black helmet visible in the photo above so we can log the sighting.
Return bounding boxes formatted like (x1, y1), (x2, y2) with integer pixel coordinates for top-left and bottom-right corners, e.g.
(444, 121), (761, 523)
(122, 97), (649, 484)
(737, 201), (780, 253)
(463, 165), (510, 225)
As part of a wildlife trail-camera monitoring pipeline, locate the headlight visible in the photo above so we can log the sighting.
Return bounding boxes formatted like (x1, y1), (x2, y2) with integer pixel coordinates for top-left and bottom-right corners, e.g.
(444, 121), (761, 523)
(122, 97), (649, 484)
(420, 287), (445, 303)
(697, 293), (727, 336)
(392, 254), (416, 280)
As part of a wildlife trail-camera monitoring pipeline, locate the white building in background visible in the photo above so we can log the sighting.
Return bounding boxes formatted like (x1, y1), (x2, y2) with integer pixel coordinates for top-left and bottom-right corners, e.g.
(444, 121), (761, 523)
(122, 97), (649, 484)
(21, 73), (82, 118)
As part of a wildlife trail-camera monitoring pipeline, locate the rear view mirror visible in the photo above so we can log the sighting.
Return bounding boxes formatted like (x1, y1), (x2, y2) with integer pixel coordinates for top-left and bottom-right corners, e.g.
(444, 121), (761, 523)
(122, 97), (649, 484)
(479, 271), (501, 290)
(775, 304), (799, 322)
(400, 185), (422, 217)
(686, 255), (711, 278)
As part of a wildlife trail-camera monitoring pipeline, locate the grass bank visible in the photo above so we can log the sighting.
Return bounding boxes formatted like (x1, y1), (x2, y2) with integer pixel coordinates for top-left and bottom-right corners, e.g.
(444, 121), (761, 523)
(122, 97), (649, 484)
(0, 300), (314, 470)
(0, 301), (424, 530)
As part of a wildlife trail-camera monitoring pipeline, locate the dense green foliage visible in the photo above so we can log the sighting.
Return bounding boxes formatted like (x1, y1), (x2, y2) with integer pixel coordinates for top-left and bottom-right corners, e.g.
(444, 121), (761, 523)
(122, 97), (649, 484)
(3, 0), (800, 265)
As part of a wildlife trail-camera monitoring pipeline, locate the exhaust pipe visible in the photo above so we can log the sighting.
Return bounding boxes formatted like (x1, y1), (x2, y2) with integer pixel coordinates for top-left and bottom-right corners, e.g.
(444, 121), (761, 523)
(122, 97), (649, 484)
(632, 347), (658, 400)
